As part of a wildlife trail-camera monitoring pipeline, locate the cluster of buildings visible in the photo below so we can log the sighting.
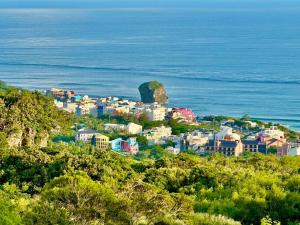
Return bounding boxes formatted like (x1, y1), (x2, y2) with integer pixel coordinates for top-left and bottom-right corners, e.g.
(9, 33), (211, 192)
(49, 88), (197, 123)
(98, 97), (197, 123)
(75, 128), (139, 155)
(49, 88), (299, 157)
(181, 126), (299, 157)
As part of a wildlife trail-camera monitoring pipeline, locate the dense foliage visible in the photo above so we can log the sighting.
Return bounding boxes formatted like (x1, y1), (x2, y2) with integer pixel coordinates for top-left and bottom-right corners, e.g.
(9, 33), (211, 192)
(0, 83), (299, 225)
(0, 82), (73, 148)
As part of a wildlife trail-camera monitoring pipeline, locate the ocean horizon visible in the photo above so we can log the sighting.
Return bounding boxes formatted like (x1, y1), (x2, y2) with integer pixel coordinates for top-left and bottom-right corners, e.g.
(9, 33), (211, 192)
(0, 1), (300, 131)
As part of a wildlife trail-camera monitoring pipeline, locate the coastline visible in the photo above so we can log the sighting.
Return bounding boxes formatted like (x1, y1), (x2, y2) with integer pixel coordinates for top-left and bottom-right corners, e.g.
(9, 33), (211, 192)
(38, 86), (300, 132)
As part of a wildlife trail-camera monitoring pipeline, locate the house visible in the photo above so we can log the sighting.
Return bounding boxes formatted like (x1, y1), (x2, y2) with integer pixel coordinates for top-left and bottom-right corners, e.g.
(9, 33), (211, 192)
(104, 124), (126, 132)
(110, 138), (123, 151)
(47, 88), (76, 101)
(121, 137), (139, 154)
(76, 129), (100, 143)
(166, 146), (180, 155)
(76, 105), (90, 116)
(145, 104), (166, 121)
(126, 122), (143, 135)
(92, 134), (109, 150)
(167, 107), (196, 123)
(54, 99), (64, 109)
(260, 126), (285, 139)
(182, 131), (211, 150)
(64, 90), (76, 100)
(46, 88), (65, 99)
(258, 134), (288, 156)
(215, 126), (241, 141)
(206, 139), (244, 156)
(71, 95), (82, 103)
(76, 101), (97, 117)
(62, 101), (77, 113)
(110, 137), (139, 154)
(104, 122), (142, 135)
(245, 121), (258, 128)
(143, 125), (172, 145)
(277, 143), (290, 157)
(287, 146), (300, 156)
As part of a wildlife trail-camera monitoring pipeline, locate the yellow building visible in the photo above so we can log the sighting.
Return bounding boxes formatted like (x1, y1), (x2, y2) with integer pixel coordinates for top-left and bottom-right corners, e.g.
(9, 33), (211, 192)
(92, 134), (109, 150)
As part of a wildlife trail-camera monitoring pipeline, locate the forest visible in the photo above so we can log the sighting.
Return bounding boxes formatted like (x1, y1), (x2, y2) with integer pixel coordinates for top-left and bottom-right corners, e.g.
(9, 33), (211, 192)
(0, 82), (299, 225)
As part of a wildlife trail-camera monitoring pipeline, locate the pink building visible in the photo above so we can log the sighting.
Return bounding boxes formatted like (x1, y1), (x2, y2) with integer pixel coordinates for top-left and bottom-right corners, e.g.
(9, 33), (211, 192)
(121, 138), (139, 154)
(168, 107), (196, 123)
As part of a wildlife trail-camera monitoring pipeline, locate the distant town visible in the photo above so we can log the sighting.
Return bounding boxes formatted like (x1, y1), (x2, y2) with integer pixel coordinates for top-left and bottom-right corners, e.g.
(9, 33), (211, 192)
(46, 83), (300, 158)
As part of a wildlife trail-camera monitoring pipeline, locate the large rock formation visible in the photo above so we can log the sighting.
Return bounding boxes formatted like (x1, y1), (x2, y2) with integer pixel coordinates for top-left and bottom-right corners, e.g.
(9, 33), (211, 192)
(138, 81), (168, 104)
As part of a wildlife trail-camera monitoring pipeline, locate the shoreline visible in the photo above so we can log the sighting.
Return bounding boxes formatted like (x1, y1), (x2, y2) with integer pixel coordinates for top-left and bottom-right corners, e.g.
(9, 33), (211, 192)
(13, 84), (300, 133)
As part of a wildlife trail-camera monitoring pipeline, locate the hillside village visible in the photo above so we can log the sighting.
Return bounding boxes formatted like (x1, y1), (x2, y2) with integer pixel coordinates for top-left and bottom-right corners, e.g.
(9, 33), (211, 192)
(0, 81), (299, 225)
(48, 84), (300, 158)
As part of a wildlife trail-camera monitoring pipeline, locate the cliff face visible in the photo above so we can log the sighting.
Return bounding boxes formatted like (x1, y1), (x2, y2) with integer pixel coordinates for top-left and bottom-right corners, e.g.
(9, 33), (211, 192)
(0, 82), (71, 149)
(138, 81), (168, 104)
(7, 129), (51, 149)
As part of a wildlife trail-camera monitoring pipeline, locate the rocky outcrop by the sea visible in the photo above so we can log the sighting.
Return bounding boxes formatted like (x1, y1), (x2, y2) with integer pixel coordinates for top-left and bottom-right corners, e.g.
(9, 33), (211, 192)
(138, 81), (168, 104)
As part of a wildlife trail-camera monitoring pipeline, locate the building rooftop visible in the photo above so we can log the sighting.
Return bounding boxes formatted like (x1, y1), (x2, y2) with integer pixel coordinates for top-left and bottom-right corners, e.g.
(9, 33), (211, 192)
(242, 140), (259, 145)
(220, 140), (239, 148)
(77, 129), (99, 135)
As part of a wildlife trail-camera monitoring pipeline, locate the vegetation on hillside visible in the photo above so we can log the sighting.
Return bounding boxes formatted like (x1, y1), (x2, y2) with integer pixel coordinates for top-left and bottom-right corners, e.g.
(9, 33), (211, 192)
(0, 82), (299, 225)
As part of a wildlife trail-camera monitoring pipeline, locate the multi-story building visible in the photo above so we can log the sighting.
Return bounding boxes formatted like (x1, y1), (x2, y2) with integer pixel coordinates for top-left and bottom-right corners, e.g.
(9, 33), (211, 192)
(110, 137), (139, 154)
(145, 104), (166, 121)
(46, 88), (76, 102)
(257, 127), (288, 156)
(92, 134), (109, 150)
(76, 100), (97, 117)
(167, 107), (196, 123)
(242, 140), (260, 153)
(206, 139), (244, 156)
(242, 140), (268, 154)
(260, 126), (285, 139)
(75, 129), (100, 143)
(76, 105), (90, 116)
(182, 131), (212, 150)
(126, 122), (143, 135)
(215, 126), (241, 141)
(121, 138), (139, 154)
(143, 125), (172, 145)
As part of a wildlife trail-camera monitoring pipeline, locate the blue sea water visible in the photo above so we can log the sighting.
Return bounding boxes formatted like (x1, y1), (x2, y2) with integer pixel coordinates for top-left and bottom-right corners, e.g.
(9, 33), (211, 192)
(0, 1), (300, 130)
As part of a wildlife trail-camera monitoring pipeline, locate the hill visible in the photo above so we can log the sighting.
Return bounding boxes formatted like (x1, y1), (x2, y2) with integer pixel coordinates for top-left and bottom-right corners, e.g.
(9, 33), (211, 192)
(0, 82), (299, 225)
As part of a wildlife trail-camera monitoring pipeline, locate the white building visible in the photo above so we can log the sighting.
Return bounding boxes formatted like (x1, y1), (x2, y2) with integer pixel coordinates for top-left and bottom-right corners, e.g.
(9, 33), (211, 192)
(215, 126), (241, 141)
(75, 129), (100, 143)
(143, 125), (172, 145)
(76, 103), (97, 117)
(145, 104), (166, 121)
(245, 121), (258, 128)
(166, 146), (180, 155)
(62, 101), (77, 113)
(287, 147), (300, 156)
(126, 122), (143, 135)
(104, 123), (126, 132)
(184, 131), (211, 146)
(54, 100), (64, 109)
(261, 126), (285, 139)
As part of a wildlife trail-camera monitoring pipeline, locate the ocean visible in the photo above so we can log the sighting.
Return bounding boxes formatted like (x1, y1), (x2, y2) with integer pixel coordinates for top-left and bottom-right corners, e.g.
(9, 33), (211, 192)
(0, 1), (300, 130)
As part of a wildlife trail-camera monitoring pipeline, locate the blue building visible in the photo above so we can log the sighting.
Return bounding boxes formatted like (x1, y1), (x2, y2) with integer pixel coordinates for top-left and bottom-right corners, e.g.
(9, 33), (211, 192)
(110, 138), (122, 151)
(71, 95), (82, 103)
